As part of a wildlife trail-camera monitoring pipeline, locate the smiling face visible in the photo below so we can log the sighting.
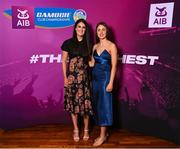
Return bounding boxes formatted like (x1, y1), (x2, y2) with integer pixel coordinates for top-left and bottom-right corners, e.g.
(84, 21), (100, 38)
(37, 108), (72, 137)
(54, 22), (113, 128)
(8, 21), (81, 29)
(75, 21), (86, 37)
(96, 24), (107, 40)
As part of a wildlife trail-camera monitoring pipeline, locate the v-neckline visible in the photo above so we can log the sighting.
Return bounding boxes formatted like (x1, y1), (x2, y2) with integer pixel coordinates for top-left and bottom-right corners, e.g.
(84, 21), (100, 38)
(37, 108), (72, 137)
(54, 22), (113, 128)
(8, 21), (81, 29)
(95, 49), (109, 56)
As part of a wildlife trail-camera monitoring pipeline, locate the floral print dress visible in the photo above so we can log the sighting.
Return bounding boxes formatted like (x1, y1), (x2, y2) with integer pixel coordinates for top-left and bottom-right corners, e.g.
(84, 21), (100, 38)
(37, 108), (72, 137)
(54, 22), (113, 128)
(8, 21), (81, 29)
(61, 38), (93, 116)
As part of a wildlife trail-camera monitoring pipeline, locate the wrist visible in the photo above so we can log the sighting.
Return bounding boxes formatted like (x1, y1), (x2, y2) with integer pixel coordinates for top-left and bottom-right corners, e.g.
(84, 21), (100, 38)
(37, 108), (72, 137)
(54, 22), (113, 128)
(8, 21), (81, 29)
(108, 81), (113, 85)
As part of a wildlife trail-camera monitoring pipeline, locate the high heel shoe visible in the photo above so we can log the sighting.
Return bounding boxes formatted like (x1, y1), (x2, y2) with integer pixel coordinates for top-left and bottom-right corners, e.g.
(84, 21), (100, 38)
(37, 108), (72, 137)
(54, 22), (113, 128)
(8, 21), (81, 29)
(73, 129), (79, 142)
(93, 133), (109, 147)
(83, 129), (89, 141)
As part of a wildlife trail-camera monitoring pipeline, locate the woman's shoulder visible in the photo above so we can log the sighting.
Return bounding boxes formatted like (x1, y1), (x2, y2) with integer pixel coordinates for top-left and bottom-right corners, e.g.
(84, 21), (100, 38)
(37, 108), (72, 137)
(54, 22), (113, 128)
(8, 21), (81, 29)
(108, 40), (116, 47)
(107, 41), (116, 50)
(107, 41), (117, 54)
(63, 38), (74, 45)
(93, 43), (99, 50)
(61, 38), (74, 52)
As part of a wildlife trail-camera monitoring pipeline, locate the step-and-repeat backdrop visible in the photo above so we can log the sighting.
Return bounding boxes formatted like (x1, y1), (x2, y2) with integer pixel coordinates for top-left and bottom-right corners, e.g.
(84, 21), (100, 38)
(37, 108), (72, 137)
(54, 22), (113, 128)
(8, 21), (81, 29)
(0, 0), (179, 144)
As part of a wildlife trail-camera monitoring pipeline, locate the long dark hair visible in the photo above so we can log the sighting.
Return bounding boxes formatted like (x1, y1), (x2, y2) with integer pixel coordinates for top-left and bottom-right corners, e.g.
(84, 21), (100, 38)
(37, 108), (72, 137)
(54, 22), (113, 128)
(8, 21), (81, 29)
(96, 22), (111, 43)
(72, 19), (91, 55)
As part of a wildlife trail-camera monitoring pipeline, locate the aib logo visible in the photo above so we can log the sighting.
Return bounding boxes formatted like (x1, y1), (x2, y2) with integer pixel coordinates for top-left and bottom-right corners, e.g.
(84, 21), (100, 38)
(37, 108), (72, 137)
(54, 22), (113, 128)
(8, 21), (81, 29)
(155, 7), (167, 17)
(153, 7), (167, 25)
(12, 6), (34, 29)
(148, 2), (174, 28)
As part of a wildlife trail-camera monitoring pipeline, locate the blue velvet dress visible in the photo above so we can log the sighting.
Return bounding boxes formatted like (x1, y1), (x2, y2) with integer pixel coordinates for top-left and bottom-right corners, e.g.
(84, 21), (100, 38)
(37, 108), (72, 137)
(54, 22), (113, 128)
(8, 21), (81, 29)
(92, 49), (112, 126)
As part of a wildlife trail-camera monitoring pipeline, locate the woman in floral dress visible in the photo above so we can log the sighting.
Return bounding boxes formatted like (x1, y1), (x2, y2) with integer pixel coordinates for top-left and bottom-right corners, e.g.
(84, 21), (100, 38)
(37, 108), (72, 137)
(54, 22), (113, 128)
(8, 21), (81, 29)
(61, 19), (93, 142)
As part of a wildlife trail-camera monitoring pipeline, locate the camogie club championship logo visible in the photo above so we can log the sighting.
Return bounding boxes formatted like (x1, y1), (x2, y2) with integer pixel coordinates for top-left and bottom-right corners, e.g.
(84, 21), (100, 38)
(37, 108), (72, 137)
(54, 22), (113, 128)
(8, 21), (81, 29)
(73, 9), (87, 22)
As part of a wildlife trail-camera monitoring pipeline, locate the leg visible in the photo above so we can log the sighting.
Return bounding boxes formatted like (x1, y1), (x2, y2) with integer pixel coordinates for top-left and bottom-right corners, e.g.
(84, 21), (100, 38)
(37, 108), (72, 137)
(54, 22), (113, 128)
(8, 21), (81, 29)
(83, 115), (89, 141)
(71, 113), (78, 130)
(71, 113), (79, 142)
(93, 126), (108, 146)
(100, 126), (107, 138)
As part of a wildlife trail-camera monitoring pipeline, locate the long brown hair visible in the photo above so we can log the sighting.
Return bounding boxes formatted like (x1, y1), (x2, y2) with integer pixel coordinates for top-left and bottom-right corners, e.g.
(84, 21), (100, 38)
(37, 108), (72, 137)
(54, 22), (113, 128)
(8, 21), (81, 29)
(73, 19), (91, 55)
(96, 22), (111, 43)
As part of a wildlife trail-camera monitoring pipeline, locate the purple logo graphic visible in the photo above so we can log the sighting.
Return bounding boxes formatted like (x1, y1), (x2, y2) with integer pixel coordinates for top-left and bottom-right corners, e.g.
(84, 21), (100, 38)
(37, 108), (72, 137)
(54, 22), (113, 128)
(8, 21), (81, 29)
(148, 2), (174, 28)
(155, 7), (167, 17)
(12, 6), (34, 29)
(153, 6), (168, 25)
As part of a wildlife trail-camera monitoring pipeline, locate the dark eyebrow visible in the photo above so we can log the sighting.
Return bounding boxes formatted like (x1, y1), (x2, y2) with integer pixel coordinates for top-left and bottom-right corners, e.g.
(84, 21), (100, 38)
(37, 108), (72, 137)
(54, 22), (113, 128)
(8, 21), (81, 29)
(78, 25), (86, 28)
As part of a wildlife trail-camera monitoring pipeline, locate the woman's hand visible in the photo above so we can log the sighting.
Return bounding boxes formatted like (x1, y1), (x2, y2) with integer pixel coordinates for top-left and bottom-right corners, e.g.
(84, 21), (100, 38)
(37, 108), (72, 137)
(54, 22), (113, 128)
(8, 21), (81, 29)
(106, 82), (113, 92)
(64, 77), (68, 87)
(88, 57), (95, 67)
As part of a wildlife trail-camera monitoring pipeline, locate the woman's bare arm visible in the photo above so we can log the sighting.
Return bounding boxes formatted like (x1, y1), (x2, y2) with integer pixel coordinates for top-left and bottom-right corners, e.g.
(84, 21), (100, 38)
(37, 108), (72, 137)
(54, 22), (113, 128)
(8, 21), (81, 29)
(62, 51), (68, 87)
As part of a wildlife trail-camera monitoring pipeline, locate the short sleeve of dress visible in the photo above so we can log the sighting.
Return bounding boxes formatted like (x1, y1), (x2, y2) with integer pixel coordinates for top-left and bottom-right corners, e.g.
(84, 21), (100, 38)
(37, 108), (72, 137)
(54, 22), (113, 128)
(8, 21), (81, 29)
(61, 39), (71, 52)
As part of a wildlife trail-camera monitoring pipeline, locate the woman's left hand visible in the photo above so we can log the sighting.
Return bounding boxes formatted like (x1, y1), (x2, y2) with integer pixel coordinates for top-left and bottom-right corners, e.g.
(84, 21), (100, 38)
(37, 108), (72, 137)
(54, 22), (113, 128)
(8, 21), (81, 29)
(106, 83), (113, 92)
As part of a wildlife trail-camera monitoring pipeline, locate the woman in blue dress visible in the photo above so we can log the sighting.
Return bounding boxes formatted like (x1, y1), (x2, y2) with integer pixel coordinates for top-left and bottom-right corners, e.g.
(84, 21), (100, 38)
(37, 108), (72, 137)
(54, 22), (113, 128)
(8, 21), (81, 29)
(89, 22), (117, 146)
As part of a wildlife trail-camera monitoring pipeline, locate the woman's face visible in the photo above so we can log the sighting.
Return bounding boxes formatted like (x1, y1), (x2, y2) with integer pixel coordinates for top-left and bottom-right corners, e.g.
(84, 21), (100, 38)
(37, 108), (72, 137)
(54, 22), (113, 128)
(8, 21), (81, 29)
(75, 22), (86, 37)
(97, 24), (107, 40)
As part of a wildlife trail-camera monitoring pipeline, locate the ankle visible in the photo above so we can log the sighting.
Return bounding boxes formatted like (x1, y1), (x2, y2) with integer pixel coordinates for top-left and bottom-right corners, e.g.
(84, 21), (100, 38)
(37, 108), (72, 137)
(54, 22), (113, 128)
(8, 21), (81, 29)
(84, 129), (89, 131)
(74, 128), (79, 131)
(83, 128), (89, 141)
(100, 132), (108, 138)
(73, 129), (79, 142)
(100, 134), (105, 138)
